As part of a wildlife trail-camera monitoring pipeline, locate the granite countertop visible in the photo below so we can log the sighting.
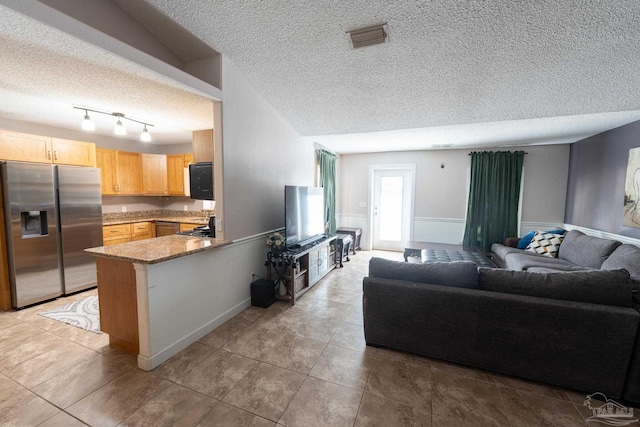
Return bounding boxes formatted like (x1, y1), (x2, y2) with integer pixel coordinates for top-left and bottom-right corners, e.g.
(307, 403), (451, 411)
(102, 216), (209, 226)
(85, 235), (232, 264)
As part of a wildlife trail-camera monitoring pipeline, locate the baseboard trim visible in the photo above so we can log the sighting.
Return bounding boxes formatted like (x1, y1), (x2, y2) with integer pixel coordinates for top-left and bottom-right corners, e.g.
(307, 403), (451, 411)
(137, 297), (251, 371)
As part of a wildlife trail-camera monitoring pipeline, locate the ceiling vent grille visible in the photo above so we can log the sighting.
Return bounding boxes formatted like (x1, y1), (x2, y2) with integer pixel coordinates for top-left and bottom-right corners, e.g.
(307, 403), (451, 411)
(347, 23), (388, 49)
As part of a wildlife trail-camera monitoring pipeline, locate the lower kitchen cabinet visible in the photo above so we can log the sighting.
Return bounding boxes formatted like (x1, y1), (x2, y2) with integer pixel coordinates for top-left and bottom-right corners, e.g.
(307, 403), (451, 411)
(132, 221), (154, 240)
(102, 224), (132, 246)
(103, 222), (155, 246)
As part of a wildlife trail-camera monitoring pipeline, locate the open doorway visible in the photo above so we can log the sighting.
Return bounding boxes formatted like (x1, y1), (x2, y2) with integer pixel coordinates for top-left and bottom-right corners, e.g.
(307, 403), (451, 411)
(369, 165), (415, 251)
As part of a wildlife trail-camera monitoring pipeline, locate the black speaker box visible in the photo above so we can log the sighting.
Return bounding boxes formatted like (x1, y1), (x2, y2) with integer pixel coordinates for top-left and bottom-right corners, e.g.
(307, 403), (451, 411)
(251, 278), (275, 308)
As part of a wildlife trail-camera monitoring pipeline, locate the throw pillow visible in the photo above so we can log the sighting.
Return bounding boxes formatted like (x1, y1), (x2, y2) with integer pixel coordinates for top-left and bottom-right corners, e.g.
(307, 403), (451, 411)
(525, 231), (564, 258)
(517, 228), (565, 249)
(517, 231), (536, 249)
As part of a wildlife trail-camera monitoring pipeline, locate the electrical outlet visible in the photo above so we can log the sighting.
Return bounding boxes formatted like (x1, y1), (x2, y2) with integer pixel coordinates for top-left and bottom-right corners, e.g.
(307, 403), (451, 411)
(216, 219), (222, 231)
(183, 205), (188, 211)
(121, 206), (127, 212)
(359, 201), (367, 208)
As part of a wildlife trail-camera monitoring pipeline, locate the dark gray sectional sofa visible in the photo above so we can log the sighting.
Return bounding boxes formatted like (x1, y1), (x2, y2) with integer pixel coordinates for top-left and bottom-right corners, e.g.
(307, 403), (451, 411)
(363, 249), (640, 401)
(491, 229), (639, 276)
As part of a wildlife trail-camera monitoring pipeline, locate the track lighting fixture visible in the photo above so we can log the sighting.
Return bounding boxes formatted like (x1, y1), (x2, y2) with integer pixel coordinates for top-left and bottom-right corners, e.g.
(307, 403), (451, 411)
(73, 106), (154, 141)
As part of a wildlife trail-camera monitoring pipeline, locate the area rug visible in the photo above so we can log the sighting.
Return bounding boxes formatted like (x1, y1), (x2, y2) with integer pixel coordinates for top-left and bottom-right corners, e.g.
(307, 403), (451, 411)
(38, 296), (102, 334)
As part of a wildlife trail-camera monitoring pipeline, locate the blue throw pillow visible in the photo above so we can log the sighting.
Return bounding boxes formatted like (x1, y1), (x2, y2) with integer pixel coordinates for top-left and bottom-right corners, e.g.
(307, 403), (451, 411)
(517, 231), (536, 249)
(517, 228), (565, 249)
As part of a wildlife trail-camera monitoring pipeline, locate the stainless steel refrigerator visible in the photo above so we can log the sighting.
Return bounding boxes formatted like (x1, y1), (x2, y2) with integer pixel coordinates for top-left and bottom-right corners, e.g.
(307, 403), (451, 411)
(1, 161), (103, 308)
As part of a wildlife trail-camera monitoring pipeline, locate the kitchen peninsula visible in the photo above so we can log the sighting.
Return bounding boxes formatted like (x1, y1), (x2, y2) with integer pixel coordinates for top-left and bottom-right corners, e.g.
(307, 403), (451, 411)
(85, 234), (236, 371)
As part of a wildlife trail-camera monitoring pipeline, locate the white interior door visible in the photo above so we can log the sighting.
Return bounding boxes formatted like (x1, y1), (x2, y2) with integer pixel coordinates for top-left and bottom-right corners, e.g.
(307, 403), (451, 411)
(371, 167), (414, 251)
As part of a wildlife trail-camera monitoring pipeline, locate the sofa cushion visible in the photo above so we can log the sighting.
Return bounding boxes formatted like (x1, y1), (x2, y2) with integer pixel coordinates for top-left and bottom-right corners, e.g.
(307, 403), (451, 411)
(503, 252), (582, 271)
(558, 230), (622, 269)
(491, 243), (524, 261)
(525, 231), (564, 258)
(478, 268), (633, 307)
(369, 257), (479, 289)
(601, 244), (640, 280)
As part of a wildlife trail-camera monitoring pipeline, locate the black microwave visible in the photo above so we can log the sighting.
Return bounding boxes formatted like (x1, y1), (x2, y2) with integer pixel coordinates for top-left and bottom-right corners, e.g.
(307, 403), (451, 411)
(189, 162), (214, 200)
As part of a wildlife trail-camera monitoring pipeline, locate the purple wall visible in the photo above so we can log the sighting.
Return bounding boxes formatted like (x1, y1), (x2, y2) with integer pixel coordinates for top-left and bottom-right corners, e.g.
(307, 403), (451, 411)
(565, 120), (640, 239)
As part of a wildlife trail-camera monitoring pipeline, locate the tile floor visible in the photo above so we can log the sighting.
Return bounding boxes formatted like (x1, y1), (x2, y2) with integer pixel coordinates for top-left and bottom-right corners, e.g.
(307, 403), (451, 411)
(0, 250), (630, 426)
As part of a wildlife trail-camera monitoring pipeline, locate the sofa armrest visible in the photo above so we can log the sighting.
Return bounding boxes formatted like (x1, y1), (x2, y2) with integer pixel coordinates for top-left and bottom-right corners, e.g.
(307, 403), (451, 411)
(363, 277), (479, 364)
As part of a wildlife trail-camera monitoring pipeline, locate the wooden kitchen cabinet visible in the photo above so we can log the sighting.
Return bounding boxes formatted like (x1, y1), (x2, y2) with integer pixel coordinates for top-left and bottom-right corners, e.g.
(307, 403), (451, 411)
(193, 129), (214, 163)
(96, 148), (117, 195)
(0, 130), (52, 163)
(103, 221), (155, 245)
(132, 222), (154, 240)
(117, 151), (143, 195)
(167, 154), (188, 195)
(0, 131), (97, 167)
(179, 223), (200, 232)
(50, 138), (97, 167)
(184, 154), (193, 166)
(96, 148), (143, 195)
(142, 154), (167, 195)
(102, 224), (132, 246)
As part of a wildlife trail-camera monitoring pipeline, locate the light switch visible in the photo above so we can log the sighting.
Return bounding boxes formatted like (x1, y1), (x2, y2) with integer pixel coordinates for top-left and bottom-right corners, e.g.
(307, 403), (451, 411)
(359, 201), (367, 208)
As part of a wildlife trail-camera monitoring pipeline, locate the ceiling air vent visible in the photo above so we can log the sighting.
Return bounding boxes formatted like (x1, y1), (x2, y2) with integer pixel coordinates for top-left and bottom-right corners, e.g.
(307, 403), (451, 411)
(347, 23), (388, 49)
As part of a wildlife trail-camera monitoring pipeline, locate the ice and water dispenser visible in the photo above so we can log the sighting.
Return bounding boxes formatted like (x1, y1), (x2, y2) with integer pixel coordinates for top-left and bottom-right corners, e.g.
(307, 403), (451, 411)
(20, 210), (48, 237)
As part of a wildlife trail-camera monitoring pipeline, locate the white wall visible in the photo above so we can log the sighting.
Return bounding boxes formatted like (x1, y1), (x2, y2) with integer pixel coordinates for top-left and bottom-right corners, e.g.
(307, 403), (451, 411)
(220, 57), (315, 240)
(338, 145), (570, 247)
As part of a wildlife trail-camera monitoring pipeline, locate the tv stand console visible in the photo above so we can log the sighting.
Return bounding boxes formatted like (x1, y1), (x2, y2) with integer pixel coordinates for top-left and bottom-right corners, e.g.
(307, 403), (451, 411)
(266, 235), (337, 305)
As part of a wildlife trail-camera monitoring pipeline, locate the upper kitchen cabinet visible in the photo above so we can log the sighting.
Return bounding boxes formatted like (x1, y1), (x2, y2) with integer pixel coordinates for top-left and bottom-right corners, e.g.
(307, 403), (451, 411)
(142, 153), (168, 195)
(192, 129), (214, 163)
(167, 154), (188, 195)
(96, 148), (142, 195)
(0, 131), (51, 163)
(0, 131), (97, 167)
(96, 148), (117, 195)
(50, 138), (97, 167)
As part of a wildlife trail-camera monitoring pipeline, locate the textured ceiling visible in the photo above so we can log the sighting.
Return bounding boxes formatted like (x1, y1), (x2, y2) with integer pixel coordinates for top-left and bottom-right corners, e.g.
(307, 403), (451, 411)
(137, 0), (640, 149)
(1, 1), (640, 151)
(0, 4), (213, 145)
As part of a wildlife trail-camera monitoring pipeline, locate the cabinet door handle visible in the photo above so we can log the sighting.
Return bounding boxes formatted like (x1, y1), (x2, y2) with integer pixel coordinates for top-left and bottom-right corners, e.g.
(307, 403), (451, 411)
(47, 150), (52, 160)
(53, 151), (58, 160)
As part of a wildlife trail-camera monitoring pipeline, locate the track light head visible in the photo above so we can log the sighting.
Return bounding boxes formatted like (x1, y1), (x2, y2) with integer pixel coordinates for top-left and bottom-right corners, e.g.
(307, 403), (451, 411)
(113, 113), (127, 136)
(81, 110), (95, 131)
(140, 125), (151, 142)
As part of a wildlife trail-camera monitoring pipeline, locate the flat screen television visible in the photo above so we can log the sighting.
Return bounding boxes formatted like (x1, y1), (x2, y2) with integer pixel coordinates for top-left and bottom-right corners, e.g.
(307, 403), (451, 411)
(285, 185), (325, 248)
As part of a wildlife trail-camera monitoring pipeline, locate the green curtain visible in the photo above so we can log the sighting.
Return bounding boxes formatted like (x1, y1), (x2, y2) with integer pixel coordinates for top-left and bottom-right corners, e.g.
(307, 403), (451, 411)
(462, 151), (525, 251)
(318, 149), (337, 234)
